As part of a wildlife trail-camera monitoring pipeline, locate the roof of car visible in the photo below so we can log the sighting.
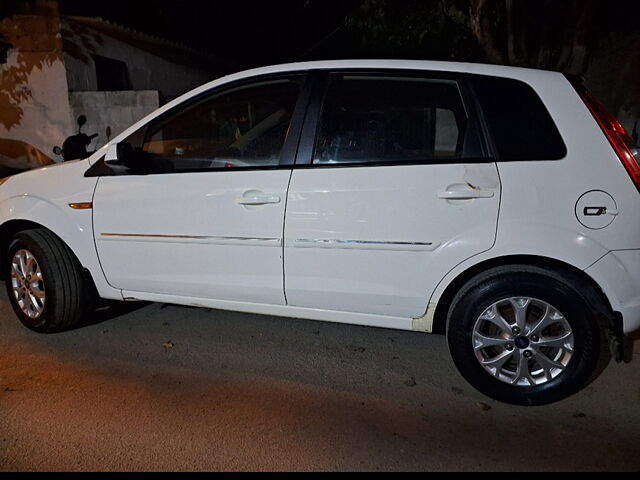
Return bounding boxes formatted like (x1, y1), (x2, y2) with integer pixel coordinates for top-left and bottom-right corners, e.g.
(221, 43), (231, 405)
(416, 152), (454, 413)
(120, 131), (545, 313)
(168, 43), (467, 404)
(179, 58), (556, 97)
(193, 59), (563, 104)
(225, 59), (560, 81)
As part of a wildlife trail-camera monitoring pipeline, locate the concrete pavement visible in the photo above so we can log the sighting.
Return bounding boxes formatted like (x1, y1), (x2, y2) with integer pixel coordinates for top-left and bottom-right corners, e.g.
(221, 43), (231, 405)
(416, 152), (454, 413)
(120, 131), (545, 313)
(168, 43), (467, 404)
(0, 291), (639, 471)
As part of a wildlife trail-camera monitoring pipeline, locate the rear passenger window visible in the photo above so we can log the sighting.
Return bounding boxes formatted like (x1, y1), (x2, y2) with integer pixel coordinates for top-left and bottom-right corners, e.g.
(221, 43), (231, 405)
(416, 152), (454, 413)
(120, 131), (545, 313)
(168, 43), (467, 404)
(471, 75), (567, 161)
(313, 76), (486, 165)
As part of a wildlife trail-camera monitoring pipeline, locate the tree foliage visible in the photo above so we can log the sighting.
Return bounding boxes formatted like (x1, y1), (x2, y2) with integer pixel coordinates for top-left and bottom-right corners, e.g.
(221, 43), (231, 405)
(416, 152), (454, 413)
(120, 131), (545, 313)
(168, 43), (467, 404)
(0, 6), (63, 129)
(346, 0), (481, 61)
(346, 0), (640, 75)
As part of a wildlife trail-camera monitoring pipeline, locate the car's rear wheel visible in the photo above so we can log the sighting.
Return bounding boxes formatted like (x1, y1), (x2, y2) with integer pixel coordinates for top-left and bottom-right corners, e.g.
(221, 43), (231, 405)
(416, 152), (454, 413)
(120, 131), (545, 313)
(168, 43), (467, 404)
(6, 229), (92, 333)
(447, 266), (601, 406)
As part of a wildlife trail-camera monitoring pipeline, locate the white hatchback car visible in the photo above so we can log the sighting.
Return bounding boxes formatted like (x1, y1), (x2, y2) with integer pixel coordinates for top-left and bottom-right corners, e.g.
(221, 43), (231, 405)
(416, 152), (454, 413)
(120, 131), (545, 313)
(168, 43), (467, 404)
(1, 61), (638, 405)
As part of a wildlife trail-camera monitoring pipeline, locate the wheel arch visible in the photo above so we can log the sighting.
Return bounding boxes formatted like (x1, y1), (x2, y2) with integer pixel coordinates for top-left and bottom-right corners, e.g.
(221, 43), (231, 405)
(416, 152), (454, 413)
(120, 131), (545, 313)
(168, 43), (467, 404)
(0, 218), (118, 304)
(0, 220), (97, 287)
(431, 254), (615, 335)
(0, 219), (49, 277)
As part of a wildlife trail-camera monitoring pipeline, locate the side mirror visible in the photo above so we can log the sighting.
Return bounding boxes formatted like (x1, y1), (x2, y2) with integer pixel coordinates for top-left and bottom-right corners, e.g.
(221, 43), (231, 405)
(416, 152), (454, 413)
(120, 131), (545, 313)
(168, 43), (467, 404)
(104, 142), (135, 172)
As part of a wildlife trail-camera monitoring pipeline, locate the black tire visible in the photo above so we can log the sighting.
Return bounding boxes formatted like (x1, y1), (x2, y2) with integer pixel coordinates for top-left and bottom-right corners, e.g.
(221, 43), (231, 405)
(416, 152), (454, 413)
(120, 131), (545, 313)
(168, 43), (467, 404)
(447, 265), (601, 406)
(5, 229), (92, 333)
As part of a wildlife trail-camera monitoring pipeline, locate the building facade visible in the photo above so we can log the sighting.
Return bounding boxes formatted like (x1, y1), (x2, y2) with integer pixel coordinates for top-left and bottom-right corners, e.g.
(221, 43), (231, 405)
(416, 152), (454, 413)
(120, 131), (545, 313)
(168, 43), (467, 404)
(0, 0), (220, 173)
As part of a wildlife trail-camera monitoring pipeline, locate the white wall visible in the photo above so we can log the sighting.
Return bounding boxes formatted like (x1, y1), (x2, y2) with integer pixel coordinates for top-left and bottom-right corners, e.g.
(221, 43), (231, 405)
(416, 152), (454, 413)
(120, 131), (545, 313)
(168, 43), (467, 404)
(0, 12), (73, 169)
(0, 11), (216, 171)
(69, 90), (159, 151)
(61, 17), (214, 101)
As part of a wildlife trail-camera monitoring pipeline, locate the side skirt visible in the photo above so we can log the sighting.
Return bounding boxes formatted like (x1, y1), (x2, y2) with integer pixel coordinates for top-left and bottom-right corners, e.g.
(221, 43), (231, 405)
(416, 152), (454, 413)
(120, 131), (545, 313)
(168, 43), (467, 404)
(121, 290), (417, 332)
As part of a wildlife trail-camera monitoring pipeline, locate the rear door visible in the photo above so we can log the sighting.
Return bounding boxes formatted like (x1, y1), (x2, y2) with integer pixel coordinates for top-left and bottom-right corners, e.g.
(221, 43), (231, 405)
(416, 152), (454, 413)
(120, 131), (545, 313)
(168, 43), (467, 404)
(284, 71), (501, 318)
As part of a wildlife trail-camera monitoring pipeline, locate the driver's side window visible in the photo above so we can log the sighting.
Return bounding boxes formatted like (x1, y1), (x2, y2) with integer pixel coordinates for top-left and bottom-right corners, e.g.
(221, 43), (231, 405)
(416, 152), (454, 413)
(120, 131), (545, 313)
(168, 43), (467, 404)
(140, 77), (301, 173)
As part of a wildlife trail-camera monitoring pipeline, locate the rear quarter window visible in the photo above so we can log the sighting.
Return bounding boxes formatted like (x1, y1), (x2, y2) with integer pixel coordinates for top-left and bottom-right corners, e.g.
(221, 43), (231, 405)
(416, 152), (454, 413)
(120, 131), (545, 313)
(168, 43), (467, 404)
(470, 75), (567, 161)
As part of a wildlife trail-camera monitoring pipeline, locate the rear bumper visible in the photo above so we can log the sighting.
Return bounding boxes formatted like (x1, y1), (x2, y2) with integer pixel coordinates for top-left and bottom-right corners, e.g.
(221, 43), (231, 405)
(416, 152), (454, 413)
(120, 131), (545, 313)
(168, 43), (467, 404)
(586, 249), (640, 334)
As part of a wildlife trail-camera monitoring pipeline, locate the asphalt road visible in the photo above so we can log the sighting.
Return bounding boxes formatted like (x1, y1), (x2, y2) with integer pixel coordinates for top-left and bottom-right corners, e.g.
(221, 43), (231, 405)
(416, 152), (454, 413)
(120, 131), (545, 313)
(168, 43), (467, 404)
(0, 290), (639, 472)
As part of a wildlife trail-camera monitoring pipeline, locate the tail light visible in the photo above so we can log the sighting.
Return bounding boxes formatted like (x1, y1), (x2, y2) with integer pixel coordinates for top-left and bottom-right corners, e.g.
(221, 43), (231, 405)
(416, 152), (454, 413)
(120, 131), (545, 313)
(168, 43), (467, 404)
(570, 78), (640, 193)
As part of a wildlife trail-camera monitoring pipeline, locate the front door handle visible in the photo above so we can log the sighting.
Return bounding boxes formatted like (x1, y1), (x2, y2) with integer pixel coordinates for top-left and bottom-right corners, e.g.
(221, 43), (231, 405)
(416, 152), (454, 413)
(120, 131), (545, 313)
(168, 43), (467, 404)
(237, 191), (282, 206)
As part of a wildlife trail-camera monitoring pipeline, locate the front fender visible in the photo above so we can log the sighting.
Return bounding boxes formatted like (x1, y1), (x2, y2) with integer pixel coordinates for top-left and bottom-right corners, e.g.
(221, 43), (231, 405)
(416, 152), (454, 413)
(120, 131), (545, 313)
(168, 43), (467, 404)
(0, 162), (121, 299)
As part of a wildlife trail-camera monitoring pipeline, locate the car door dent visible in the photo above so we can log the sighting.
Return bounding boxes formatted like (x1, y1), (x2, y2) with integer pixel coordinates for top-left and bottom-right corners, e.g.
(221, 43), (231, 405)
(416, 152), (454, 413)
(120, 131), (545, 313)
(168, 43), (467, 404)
(464, 163), (501, 188)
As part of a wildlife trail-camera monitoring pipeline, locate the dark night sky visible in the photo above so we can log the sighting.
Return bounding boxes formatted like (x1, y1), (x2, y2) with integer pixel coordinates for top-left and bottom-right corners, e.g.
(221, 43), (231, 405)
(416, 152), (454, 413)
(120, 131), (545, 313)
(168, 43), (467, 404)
(58, 0), (364, 70)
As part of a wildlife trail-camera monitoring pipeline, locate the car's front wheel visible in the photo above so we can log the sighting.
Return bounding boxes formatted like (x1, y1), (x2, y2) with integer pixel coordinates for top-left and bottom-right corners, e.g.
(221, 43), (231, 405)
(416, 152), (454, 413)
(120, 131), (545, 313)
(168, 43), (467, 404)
(6, 229), (92, 333)
(447, 266), (602, 406)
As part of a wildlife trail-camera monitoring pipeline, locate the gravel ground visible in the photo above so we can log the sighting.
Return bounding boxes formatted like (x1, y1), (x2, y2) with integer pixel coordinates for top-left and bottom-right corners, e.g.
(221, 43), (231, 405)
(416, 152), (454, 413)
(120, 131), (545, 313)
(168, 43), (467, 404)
(0, 290), (639, 472)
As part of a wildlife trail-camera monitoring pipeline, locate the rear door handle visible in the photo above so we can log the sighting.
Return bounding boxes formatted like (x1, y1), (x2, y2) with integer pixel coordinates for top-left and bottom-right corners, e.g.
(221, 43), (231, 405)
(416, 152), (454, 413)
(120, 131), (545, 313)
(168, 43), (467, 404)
(438, 189), (495, 200)
(237, 192), (282, 206)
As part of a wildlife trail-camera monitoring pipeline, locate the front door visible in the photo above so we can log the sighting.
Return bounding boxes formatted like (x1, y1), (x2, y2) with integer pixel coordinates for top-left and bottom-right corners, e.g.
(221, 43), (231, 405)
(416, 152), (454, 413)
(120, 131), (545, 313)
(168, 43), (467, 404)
(93, 76), (305, 305)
